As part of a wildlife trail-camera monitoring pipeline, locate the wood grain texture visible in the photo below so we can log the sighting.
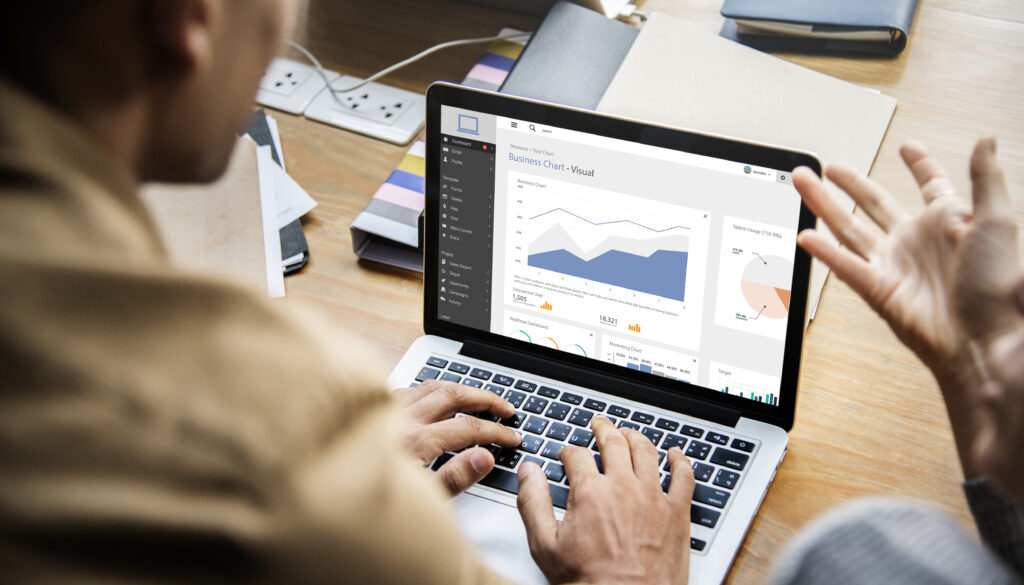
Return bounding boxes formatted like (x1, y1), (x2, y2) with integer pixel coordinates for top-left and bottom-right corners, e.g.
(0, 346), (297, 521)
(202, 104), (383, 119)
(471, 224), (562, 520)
(274, 1), (1023, 582)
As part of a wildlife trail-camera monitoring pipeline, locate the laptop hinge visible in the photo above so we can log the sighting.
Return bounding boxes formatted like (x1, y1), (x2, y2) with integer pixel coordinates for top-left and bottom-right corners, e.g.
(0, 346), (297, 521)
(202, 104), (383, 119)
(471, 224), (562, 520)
(460, 339), (742, 428)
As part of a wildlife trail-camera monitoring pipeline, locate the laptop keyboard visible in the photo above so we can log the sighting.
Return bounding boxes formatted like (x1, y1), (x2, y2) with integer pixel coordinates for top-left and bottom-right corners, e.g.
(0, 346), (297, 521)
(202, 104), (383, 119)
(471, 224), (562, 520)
(415, 356), (760, 553)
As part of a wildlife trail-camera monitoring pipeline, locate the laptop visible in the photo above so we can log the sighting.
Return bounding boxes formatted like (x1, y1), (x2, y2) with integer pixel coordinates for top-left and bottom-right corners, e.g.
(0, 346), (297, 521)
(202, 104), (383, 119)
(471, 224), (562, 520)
(387, 82), (819, 585)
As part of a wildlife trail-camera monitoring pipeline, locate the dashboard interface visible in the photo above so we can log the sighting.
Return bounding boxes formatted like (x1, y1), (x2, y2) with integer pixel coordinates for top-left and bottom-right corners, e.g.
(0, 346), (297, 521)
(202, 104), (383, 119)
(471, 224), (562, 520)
(435, 105), (805, 408)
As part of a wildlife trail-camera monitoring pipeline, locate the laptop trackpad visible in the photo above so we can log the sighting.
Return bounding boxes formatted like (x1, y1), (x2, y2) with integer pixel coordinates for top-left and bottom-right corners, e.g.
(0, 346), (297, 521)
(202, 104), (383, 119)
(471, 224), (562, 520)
(451, 491), (549, 585)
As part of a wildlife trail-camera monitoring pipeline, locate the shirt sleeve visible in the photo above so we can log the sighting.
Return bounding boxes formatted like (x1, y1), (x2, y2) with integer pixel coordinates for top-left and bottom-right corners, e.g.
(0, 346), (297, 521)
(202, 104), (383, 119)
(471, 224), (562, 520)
(963, 478), (1024, 578)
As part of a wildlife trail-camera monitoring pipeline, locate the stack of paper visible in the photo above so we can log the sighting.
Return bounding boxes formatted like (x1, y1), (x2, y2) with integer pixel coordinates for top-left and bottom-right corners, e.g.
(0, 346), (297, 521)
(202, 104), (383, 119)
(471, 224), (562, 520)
(140, 111), (316, 298)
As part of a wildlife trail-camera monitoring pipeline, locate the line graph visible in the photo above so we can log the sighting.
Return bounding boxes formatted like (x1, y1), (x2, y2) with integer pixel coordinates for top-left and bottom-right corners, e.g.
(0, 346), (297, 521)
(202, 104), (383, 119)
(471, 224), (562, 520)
(528, 208), (691, 234)
(526, 208), (690, 302)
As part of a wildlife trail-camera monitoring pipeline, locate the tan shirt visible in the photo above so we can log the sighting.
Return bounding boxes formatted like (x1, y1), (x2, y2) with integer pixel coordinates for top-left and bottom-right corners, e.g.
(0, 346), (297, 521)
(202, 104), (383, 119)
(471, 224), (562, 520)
(0, 80), (514, 585)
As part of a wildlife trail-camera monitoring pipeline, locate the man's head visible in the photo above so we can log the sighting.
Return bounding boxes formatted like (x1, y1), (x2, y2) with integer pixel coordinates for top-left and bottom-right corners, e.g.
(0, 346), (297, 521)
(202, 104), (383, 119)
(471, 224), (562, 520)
(0, 0), (294, 183)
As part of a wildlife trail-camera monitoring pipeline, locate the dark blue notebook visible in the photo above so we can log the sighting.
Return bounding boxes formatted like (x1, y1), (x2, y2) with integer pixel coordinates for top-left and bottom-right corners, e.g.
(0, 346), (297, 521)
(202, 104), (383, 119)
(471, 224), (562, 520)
(720, 0), (919, 57)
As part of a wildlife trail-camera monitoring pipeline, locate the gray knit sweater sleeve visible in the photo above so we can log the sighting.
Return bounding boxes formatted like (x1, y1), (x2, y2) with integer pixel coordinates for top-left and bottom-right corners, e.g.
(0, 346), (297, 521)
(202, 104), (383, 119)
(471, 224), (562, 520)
(767, 492), (1022, 585)
(964, 478), (1024, 577)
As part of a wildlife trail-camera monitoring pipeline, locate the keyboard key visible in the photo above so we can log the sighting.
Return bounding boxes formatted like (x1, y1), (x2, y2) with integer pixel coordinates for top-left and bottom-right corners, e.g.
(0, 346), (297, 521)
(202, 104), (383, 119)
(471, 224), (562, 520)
(479, 467), (519, 495)
(523, 396), (549, 414)
(681, 425), (704, 438)
(691, 503), (721, 528)
(502, 411), (526, 429)
(618, 421), (641, 431)
(693, 484), (730, 509)
(550, 484), (570, 509)
(692, 462), (714, 482)
(415, 366), (440, 382)
(567, 408), (593, 427)
(661, 434), (687, 451)
(655, 418), (680, 432)
(690, 537), (707, 551)
(427, 356), (448, 368)
(641, 427), (664, 446)
(496, 448), (522, 468)
(514, 380), (537, 392)
(706, 432), (729, 445)
(504, 390), (527, 408)
(658, 450), (666, 464)
(583, 398), (607, 411)
(523, 416), (549, 435)
(484, 444), (502, 457)
(493, 374), (515, 386)
(544, 462), (565, 482)
(631, 411), (655, 425)
(545, 402), (571, 421)
(662, 474), (671, 493)
(520, 435), (544, 453)
(560, 392), (583, 405)
(463, 379), (483, 388)
(537, 386), (560, 398)
(541, 441), (564, 460)
(439, 372), (461, 383)
(713, 469), (740, 490)
(431, 452), (454, 471)
(523, 455), (545, 469)
(710, 448), (750, 471)
(485, 384), (504, 395)
(448, 362), (470, 374)
(568, 428), (594, 447)
(470, 368), (492, 380)
(594, 453), (603, 473)
(546, 422), (571, 441)
(608, 405), (630, 418)
(731, 438), (755, 453)
(685, 441), (711, 460)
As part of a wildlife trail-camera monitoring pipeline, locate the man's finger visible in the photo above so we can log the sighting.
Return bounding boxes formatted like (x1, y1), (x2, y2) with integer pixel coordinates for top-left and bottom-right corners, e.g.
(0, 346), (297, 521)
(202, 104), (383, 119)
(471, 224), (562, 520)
(516, 462), (558, 555)
(666, 447), (696, 508)
(900, 141), (958, 204)
(824, 163), (907, 232)
(623, 429), (660, 482)
(559, 444), (598, 483)
(797, 230), (877, 304)
(393, 381), (438, 406)
(969, 137), (1013, 221)
(590, 416), (632, 477)
(437, 447), (494, 495)
(407, 382), (515, 422)
(421, 415), (521, 457)
(793, 166), (879, 259)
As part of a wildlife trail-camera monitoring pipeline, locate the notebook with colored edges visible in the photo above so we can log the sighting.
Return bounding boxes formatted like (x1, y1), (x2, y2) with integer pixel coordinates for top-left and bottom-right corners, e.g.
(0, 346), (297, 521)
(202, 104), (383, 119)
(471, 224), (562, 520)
(350, 29), (527, 271)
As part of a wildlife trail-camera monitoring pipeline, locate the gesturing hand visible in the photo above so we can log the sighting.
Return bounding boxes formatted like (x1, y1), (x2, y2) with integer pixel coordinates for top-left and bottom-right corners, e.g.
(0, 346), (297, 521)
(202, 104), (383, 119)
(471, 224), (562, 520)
(516, 416), (695, 585)
(792, 137), (1021, 476)
(395, 380), (521, 495)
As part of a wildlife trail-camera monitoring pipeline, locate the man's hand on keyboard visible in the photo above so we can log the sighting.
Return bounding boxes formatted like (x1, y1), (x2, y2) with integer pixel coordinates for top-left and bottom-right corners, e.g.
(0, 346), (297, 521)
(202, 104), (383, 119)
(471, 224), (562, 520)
(516, 416), (695, 585)
(397, 380), (522, 495)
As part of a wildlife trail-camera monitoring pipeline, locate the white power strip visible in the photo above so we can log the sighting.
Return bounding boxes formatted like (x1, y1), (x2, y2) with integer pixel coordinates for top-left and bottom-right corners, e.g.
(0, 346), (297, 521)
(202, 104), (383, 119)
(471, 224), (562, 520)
(256, 58), (337, 115)
(256, 58), (425, 145)
(303, 75), (425, 145)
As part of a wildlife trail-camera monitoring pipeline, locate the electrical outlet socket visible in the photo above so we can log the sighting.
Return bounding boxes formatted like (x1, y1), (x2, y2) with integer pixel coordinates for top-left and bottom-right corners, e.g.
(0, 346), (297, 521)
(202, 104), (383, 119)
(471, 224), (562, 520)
(303, 76), (425, 145)
(256, 58), (338, 115)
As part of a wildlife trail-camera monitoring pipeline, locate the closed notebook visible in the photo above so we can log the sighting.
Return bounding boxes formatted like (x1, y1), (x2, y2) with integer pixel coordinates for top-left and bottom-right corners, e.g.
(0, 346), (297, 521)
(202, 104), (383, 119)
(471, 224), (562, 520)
(720, 0), (920, 56)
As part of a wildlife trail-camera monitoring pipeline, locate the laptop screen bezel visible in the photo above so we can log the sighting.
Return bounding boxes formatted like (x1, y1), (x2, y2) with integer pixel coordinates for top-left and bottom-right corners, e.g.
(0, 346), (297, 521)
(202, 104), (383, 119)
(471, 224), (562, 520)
(423, 82), (820, 431)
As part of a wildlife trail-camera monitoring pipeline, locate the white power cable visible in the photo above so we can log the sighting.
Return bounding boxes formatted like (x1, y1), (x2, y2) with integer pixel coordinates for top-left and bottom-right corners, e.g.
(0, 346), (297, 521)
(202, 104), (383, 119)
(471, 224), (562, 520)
(287, 31), (531, 105)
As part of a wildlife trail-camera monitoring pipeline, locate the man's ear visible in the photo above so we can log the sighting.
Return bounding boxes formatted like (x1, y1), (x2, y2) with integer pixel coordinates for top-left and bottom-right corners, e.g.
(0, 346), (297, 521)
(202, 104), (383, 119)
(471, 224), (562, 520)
(143, 0), (215, 78)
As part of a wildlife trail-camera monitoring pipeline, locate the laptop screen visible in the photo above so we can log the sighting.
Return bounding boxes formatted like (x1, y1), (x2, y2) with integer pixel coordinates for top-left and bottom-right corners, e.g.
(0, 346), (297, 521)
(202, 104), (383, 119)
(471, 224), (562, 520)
(432, 99), (812, 413)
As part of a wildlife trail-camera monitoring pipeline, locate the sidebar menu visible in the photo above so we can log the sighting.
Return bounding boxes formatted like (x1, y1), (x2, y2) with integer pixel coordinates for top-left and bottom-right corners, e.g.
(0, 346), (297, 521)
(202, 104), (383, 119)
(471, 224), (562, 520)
(436, 134), (496, 330)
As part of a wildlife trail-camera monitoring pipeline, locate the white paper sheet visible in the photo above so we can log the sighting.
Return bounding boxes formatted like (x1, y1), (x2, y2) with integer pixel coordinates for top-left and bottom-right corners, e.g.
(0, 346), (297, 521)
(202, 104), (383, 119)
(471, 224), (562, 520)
(256, 146), (286, 298)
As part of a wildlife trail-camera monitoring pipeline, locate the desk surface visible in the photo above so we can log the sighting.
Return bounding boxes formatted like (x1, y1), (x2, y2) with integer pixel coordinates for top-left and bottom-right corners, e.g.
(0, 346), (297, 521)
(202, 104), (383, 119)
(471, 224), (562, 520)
(276, 1), (1024, 582)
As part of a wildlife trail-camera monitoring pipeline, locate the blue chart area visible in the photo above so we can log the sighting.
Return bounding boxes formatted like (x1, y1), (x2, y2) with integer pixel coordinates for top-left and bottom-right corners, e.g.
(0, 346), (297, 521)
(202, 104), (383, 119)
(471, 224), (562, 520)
(526, 208), (690, 303)
(529, 249), (688, 302)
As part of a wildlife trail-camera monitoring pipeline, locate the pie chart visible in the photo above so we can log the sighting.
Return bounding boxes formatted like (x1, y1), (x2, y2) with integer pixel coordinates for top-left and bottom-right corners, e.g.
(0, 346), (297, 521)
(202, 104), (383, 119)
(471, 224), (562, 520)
(740, 255), (792, 319)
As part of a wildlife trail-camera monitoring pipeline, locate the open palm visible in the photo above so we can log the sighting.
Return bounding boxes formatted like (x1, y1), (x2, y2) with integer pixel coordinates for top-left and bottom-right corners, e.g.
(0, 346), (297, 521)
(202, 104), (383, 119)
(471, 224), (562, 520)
(794, 139), (1018, 376)
(793, 138), (1019, 476)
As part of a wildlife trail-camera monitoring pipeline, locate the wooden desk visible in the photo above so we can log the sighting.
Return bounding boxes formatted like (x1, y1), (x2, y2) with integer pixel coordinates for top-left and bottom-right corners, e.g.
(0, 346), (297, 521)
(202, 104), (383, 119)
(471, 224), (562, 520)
(276, 1), (1024, 582)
